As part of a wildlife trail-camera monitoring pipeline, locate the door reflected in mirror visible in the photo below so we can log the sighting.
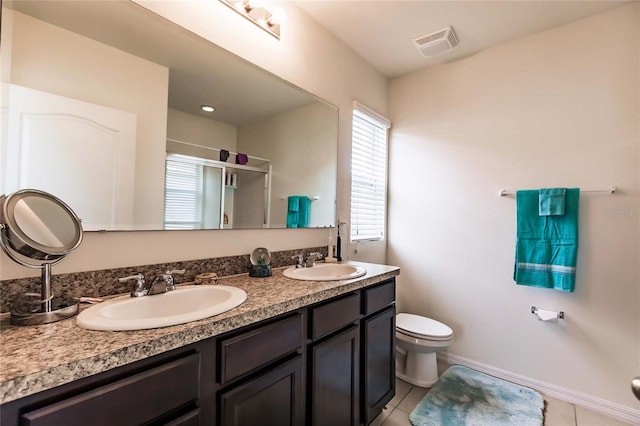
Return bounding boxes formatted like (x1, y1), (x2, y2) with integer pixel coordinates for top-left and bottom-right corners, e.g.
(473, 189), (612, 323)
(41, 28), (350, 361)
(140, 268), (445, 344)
(0, 0), (338, 231)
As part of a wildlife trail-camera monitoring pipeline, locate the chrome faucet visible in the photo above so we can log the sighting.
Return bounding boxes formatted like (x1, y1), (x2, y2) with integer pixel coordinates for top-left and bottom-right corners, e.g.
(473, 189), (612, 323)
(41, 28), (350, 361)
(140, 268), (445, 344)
(292, 254), (305, 268)
(305, 252), (323, 267)
(149, 269), (185, 294)
(292, 252), (323, 268)
(119, 270), (185, 297)
(119, 273), (147, 297)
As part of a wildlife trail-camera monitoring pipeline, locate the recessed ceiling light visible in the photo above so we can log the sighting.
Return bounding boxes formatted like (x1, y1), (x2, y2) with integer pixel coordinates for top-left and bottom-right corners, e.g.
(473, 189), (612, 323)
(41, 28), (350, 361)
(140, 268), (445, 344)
(201, 105), (215, 112)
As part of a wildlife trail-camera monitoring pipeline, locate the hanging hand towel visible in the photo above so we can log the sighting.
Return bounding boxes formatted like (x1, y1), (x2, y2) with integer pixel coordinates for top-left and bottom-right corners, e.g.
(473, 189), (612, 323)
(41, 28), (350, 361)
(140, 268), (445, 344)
(286, 211), (299, 228)
(514, 188), (580, 292)
(288, 196), (299, 212)
(298, 196), (311, 228)
(286, 196), (300, 228)
(539, 188), (566, 216)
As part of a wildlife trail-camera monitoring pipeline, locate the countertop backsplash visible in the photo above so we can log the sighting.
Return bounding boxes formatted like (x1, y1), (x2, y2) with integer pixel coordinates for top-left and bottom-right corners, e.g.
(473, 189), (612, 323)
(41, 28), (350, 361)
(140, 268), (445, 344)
(0, 246), (328, 313)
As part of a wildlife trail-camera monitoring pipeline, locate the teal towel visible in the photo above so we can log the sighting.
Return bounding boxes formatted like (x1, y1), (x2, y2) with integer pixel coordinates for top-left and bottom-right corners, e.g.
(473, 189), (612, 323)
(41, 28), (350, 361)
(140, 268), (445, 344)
(298, 196), (311, 228)
(288, 196), (299, 212)
(514, 188), (580, 292)
(286, 196), (300, 228)
(286, 211), (299, 228)
(539, 188), (566, 216)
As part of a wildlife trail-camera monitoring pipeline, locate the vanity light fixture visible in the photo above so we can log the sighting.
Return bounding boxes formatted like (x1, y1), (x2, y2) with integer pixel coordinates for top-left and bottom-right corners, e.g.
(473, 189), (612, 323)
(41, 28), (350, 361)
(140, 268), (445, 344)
(201, 105), (215, 112)
(220, 0), (286, 39)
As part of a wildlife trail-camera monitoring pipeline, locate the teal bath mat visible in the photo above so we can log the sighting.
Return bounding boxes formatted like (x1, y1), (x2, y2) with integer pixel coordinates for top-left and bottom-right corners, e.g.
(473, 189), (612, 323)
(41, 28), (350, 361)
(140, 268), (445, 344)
(410, 365), (544, 426)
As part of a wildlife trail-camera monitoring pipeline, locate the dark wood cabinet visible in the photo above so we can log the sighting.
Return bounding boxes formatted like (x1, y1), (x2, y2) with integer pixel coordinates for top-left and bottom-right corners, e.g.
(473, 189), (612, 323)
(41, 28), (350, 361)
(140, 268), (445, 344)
(20, 353), (201, 426)
(219, 313), (303, 386)
(307, 280), (396, 426)
(1, 278), (397, 426)
(310, 292), (360, 340)
(1, 342), (217, 426)
(362, 306), (396, 425)
(217, 313), (305, 426)
(219, 355), (304, 426)
(310, 324), (360, 426)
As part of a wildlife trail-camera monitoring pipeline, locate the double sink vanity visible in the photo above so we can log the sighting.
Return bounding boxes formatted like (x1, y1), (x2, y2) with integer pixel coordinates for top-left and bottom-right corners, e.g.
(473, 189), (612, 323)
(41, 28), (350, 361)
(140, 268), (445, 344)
(0, 261), (399, 426)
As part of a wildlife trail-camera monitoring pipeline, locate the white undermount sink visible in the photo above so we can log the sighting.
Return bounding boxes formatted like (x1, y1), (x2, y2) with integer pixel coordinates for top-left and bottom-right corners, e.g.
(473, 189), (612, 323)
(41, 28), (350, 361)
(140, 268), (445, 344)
(76, 285), (247, 331)
(283, 263), (367, 281)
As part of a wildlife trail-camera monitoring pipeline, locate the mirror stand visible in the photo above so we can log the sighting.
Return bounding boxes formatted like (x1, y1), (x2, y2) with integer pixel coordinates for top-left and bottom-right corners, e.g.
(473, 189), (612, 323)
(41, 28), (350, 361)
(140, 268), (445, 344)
(0, 189), (84, 326)
(0, 233), (79, 325)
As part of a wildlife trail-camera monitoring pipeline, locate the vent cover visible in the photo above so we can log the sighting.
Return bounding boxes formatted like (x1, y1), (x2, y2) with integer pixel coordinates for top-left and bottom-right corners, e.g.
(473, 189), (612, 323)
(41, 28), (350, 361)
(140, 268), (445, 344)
(413, 26), (459, 57)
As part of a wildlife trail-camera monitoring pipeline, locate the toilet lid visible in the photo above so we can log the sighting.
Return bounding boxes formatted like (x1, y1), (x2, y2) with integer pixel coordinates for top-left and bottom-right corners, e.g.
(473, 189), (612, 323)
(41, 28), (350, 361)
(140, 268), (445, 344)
(396, 313), (453, 339)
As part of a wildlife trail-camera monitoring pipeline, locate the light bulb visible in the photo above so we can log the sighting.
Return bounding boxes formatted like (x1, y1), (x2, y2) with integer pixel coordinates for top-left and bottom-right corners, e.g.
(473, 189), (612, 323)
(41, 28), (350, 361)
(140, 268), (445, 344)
(201, 105), (215, 112)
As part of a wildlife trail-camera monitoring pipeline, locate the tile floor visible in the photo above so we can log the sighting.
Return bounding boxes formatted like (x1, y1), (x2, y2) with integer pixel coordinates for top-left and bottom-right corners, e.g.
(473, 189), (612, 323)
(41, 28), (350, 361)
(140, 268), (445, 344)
(372, 366), (633, 426)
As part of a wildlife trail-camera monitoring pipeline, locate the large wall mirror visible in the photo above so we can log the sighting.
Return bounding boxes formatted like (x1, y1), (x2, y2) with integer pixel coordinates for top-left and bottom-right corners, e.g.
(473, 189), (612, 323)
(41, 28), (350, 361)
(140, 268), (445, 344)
(0, 0), (338, 231)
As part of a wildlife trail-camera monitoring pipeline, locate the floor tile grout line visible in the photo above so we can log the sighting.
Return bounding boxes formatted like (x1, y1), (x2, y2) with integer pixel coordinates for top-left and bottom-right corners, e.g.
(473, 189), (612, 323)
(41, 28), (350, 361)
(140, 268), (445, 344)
(394, 384), (416, 414)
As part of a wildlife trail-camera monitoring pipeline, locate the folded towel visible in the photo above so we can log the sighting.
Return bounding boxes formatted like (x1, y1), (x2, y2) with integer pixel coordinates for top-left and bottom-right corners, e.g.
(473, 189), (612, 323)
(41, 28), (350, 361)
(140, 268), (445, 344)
(287, 196), (299, 228)
(298, 196), (311, 228)
(288, 196), (299, 212)
(539, 188), (566, 216)
(514, 188), (580, 292)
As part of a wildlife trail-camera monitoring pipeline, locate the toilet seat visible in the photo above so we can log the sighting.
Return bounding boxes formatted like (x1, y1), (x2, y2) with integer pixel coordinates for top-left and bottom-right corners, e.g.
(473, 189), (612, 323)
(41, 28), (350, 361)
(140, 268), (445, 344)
(396, 313), (453, 341)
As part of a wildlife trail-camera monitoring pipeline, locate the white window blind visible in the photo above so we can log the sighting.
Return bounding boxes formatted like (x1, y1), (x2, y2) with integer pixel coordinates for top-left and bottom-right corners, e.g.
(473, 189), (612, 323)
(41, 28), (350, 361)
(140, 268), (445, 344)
(350, 102), (390, 242)
(164, 158), (203, 229)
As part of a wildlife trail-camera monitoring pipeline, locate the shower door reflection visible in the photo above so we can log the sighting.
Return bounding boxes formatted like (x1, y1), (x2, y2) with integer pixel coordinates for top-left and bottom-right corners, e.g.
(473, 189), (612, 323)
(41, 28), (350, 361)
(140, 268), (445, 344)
(163, 154), (270, 230)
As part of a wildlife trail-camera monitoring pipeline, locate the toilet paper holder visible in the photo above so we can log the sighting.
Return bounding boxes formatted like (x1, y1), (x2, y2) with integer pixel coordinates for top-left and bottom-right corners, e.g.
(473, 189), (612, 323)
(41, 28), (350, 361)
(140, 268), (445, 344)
(530, 305), (564, 319)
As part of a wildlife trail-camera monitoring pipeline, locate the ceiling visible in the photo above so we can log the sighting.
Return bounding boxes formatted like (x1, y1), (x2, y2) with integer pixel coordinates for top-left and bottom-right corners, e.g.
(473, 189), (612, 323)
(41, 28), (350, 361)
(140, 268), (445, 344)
(295, 0), (632, 78)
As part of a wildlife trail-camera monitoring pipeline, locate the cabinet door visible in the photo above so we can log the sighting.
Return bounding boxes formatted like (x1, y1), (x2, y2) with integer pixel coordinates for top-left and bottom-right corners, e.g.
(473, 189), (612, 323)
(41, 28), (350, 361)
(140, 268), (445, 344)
(219, 356), (304, 426)
(310, 325), (360, 426)
(362, 306), (396, 425)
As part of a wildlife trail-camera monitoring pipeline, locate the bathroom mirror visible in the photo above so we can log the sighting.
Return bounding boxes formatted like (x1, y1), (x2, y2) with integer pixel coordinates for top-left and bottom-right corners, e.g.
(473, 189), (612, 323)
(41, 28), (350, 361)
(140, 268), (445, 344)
(0, 189), (83, 325)
(0, 0), (338, 231)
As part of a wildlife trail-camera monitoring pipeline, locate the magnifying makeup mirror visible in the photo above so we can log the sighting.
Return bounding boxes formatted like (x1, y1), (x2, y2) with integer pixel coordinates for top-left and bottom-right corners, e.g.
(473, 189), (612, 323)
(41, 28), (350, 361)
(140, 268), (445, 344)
(0, 189), (83, 325)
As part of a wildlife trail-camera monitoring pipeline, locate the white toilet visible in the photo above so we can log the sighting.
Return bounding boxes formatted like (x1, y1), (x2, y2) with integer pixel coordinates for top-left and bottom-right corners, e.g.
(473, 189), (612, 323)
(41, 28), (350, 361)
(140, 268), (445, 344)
(396, 313), (453, 387)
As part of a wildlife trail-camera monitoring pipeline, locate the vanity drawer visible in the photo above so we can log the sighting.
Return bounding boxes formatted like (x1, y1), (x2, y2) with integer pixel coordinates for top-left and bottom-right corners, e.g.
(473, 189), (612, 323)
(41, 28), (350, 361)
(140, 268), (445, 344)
(20, 353), (200, 426)
(311, 292), (360, 340)
(363, 280), (396, 315)
(220, 313), (303, 386)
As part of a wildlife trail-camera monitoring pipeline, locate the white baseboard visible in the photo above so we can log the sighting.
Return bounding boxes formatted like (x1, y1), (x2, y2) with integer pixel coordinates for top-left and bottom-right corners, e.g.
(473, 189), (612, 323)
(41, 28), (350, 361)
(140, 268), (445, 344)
(437, 352), (640, 425)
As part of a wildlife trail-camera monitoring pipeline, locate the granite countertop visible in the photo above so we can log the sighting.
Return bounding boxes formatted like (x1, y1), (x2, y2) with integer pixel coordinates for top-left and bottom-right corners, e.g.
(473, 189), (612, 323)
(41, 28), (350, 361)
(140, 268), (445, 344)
(0, 261), (399, 405)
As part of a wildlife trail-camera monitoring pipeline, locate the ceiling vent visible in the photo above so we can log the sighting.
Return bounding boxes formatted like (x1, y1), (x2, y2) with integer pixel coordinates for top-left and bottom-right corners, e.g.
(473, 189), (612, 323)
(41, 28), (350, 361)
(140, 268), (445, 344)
(413, 26), (459, 57)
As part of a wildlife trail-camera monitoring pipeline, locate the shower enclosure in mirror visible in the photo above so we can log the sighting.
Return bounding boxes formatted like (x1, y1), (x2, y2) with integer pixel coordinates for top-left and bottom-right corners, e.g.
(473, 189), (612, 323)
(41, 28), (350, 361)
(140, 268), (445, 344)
(0, 0), (338, 231)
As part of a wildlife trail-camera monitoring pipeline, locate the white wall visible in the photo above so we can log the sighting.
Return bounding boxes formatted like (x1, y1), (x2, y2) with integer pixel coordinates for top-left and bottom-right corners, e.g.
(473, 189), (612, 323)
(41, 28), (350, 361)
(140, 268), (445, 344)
(166, 107), (237, 156)
(1, 1), (388, 279)
(388, 3), (640, 411)
(238, 103), (338, 228)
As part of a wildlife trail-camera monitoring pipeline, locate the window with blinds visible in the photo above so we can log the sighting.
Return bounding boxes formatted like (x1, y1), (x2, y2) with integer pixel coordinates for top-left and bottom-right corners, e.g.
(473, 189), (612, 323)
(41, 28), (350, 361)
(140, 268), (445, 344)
(350, 102), (390, 242)
(164, 158), (203, 229)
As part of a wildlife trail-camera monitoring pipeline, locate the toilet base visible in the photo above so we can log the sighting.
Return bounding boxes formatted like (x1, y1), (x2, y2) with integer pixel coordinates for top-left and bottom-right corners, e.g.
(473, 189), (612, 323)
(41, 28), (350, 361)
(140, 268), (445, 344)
(396, 350), (439, 388)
